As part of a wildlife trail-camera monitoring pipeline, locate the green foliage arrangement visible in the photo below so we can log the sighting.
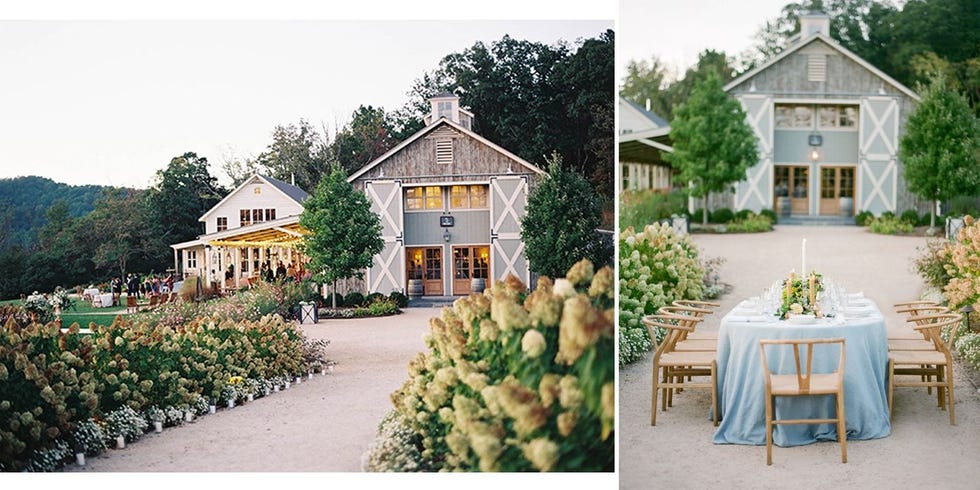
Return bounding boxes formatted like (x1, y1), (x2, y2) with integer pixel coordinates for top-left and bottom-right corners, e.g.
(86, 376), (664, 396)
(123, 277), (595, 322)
(618, 223), (704, 366)
(344, 291), (366, 308)
(758, 208), (778, 225)
(365, 260), (614, 472)
(868, 215), (914, 235)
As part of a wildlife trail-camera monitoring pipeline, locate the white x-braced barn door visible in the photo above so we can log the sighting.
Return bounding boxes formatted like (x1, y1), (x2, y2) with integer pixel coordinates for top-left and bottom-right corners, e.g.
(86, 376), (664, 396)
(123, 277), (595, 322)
(365, 180), (404, 294)
(489, 176), (529, 286)
(734, 94), (774, 213)
(859, 96), (899, 214)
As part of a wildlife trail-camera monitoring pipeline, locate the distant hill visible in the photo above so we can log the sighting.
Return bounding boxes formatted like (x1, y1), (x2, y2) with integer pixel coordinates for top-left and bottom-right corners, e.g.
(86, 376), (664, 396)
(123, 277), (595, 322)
(0, 176), (117, 249)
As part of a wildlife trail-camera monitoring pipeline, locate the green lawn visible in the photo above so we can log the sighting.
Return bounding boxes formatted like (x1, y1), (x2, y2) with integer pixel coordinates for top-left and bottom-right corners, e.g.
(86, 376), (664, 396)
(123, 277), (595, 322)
(3, 295), (130, 328)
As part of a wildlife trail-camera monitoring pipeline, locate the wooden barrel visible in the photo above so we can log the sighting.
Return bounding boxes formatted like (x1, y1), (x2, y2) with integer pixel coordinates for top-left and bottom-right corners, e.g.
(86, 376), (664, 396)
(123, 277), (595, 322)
(471, 278), (486, 294)
(776, 196), (791, 217)
(407, 279), (424, 299)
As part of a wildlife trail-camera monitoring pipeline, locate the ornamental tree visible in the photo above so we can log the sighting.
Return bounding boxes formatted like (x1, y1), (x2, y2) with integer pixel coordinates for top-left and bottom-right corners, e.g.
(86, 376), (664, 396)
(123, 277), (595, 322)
(665, 71), (758, 224)
(299, 164), (383, 306)
(900, 74), (980, 229)
(521, 153), (612, 280)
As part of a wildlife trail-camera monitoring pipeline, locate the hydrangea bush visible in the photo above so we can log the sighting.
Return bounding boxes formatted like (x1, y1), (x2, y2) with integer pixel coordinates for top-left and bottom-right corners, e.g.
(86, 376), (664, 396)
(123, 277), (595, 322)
(618, 223), (705, 366)
(0, 284), (326, 471)
(944, 216), (980, 310)
(365, 260), (614, 472)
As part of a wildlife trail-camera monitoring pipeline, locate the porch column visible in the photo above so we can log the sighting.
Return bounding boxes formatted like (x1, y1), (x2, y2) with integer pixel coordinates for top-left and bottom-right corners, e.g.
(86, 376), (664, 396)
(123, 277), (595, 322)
(173, 248), (179, 277)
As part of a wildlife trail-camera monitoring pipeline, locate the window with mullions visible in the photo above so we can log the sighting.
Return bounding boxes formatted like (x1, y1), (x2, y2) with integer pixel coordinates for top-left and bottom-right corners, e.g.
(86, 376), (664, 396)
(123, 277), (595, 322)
(217, 217), (228, 232)
(450, 185), (489, 209)
(240, 209), (251, 227)
(406, 186), (444, 211)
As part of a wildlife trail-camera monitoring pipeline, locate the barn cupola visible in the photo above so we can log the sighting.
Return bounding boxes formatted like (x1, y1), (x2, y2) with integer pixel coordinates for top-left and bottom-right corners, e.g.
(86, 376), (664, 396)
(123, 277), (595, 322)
(799, 11), (830, 38)
(423, 92), (474, 130)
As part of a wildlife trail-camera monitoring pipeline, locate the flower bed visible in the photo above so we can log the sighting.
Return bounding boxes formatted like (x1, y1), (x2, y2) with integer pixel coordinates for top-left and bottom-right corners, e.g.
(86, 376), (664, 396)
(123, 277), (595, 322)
(364, 259), (614, 472)
(0, 285), (329, 471)
(618, 223), (705, 366)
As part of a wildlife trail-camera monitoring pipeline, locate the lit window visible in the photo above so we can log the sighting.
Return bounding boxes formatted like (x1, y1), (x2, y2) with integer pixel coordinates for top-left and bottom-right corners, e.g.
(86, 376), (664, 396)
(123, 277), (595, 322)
(450, 185), (469, 208)
(405, 187), (423, 210)
(425, 187), (443, 210)
(216, 217), (227, 232)
(449, 185), (488, 209)
(469, 185), (487, 208)
(819, 106), (839, 128)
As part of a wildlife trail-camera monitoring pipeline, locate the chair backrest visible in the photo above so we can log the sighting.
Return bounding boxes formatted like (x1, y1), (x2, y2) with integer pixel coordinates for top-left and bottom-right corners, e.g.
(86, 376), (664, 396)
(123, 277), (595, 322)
(759, 338), (846, 394)
(906, 313), (964, 351)
(642, 313), (702, 355)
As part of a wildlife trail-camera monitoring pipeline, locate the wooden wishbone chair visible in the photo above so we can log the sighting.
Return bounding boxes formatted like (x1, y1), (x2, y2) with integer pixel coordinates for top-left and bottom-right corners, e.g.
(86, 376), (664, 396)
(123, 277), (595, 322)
(759, 338), (847, 465)
(642, 313), (718, 427)
(658, 306), (716, 350)
(888, 303), (950, 341)
(888, 313), (963, 425)
(670, 300), (720, 340)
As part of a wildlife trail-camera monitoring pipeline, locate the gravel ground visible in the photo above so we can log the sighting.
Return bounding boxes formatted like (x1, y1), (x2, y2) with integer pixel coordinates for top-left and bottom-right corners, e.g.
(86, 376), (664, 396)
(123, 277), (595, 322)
(619, 225), (980, 489)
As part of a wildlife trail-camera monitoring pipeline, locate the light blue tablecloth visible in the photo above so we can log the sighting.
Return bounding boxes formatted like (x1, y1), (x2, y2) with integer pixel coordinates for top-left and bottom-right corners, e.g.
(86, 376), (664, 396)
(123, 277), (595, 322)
(712, 301), (891, 446)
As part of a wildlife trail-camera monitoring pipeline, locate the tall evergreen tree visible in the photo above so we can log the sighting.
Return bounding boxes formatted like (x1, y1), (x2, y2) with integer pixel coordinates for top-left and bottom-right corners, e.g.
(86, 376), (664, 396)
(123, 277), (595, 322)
(665, 72), (759, 224)
(900, 74), (980, 229)
(521, 153), (612, 279)
(298, 165), (384, 306)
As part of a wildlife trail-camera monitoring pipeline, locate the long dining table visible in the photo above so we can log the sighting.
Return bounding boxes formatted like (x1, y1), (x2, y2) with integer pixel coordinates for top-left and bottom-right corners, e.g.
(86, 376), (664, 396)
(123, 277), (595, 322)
(712, 296), (892, 447)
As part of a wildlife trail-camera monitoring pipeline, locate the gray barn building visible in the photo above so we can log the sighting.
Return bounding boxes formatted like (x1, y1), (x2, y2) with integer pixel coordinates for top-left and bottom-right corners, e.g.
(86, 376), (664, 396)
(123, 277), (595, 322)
(724, 12), (922, 219)
(348, 93), (545, 297)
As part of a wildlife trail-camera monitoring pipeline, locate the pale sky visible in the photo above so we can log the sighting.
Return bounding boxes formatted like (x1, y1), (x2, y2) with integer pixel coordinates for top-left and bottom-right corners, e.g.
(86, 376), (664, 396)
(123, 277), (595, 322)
(618, 0), (793, 82)
(0, 1), (613, 189)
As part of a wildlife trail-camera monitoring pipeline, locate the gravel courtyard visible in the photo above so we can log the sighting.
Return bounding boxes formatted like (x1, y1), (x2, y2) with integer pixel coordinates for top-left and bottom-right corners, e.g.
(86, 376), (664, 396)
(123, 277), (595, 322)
(619, 225), (980, 489)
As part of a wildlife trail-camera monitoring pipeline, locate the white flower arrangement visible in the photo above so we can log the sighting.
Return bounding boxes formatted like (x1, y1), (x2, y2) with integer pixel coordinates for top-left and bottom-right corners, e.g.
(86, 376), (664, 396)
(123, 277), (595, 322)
(363, 410), (424, 472)
(70, 419), (107, 456)
(144, 406), (165, 423)
(190, 394), (210, 416)
(26, 440), (71, 472)
(102, 406), (149, 443)
(163, 405), (186, 426)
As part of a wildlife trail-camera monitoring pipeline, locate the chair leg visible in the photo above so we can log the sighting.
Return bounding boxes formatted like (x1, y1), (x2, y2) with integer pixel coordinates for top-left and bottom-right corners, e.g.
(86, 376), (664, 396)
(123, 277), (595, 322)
(651, 364), (659, 426)
(711, 361), (718, 427)
(837, 392), (847, 464)
(936, 367), (945, 410)
(946, 362), (956, 426)
(765, 394), (773, 465)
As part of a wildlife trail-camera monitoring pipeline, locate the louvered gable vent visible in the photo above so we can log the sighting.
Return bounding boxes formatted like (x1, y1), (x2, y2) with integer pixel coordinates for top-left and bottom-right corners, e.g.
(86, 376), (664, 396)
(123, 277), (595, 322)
(436, 139), (453, 165)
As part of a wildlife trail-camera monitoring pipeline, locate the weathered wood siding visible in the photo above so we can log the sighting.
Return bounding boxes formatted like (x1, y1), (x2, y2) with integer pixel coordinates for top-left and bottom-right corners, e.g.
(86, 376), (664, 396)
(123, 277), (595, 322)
(351, 123), (541, 189)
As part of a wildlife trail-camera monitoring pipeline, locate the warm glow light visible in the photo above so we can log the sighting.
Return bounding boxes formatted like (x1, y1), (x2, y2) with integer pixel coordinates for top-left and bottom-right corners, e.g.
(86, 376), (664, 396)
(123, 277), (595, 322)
(809, 148), (820, 162)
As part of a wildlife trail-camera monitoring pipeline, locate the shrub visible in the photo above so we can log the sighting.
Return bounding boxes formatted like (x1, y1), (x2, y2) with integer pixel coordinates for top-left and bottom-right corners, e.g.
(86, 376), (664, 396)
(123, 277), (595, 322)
(868, 215), (913, 235)
(618, 189), (687, 239)
(327, 292), (345, 307)
(690, 208), (709, 224)
(900, 209), (921, 226)
(734, 209), (752, 221)
(101, 406), (148, 443)
(855, 210), (874, 226)
(619, 223), (704, 366)
(880, 210), (896, 219)
(955, 332), (980, 371)
(726, 213), (773, 233)
(388, 291), (409, 308)
(758, 208), (778, 225)
(913, 239), (953, 290)
(344, 291), (365, 307)
(367, 259), (614, 472)
(367, 299), (399, 317)
(365, 292), (386, 305)
(710, 207), (734, 224)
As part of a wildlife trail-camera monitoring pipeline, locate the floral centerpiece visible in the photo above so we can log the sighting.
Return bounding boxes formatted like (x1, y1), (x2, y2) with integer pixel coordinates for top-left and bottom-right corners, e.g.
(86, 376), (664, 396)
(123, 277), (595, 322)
(778, 271), (824, 319)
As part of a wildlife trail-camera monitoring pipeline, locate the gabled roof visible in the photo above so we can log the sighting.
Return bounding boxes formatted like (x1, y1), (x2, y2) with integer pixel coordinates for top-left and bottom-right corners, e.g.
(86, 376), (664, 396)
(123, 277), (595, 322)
(620, 97), (669, 131)
(724, 32), (920, 102)
(347, 117), (545, 182)
(199, 174), (309, 222)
